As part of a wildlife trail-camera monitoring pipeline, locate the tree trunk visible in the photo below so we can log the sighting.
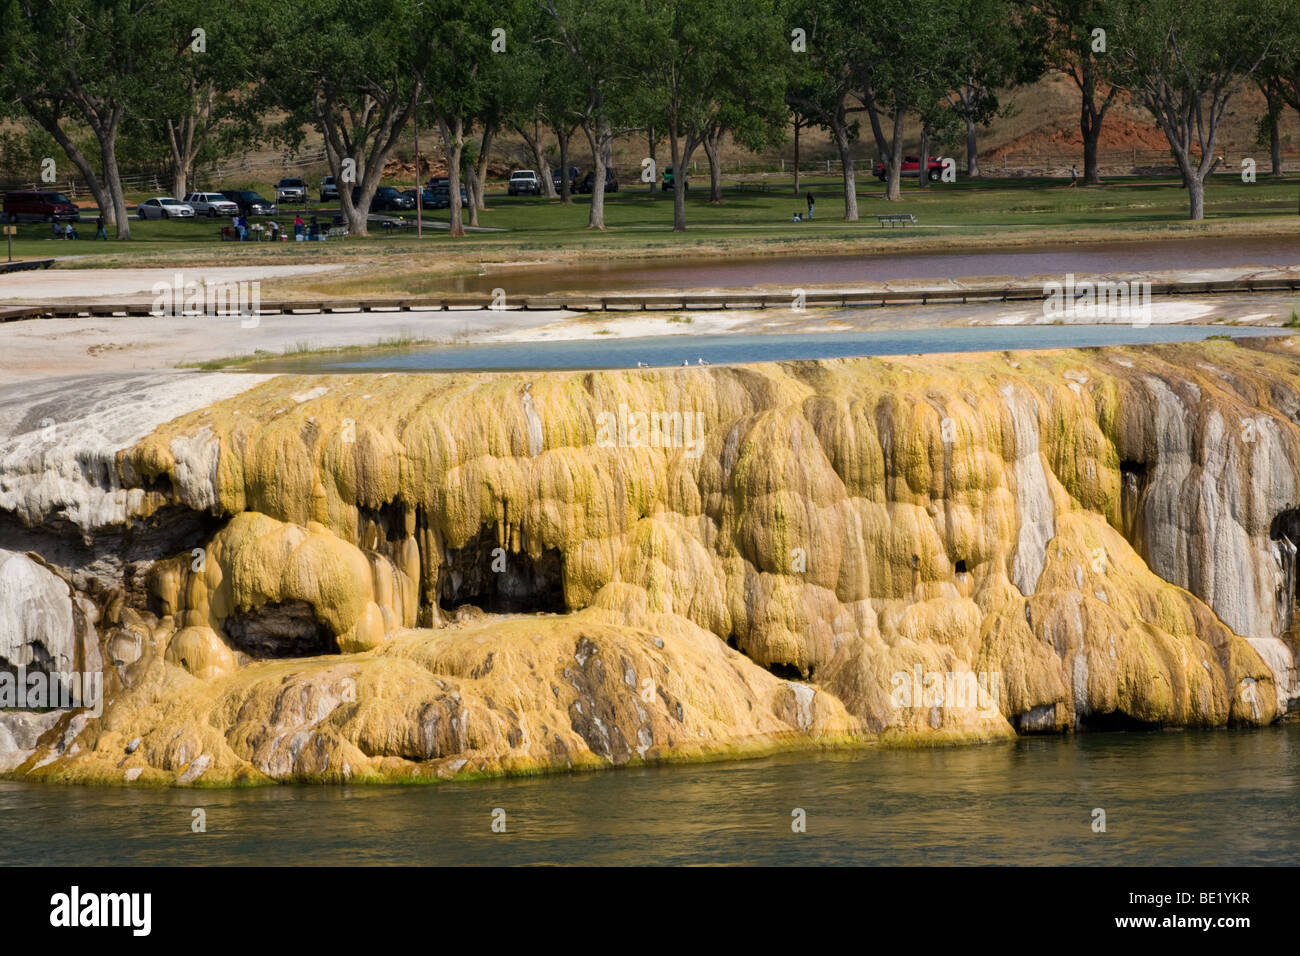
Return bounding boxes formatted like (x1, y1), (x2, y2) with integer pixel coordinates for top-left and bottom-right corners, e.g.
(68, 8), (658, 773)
(918, 127), (930, 190)
(557, 127), (572, 203)
(521, 122), (556, 199)
(1187, 176), (1205, 220)
(704, 127), (723, 204)
(793, 119), (801, 193)
(583, 120), (609, 229)
(965, 115), (980, 178)
(669, 132), (693, 232)
(831, 105), (859, 220)
(1270, 105), (1283, 177)
(1077, 55), (1112, 186)
(98, 116), (130, 239)
(474, 124), (495, 213)
(465, 166), (481, 227)
(1082, 124), (1100, 185)
(885, 105), (905, 202)
(166, 79), (213, 200)
(440, 117), (466, 237)
(648, 127), (657, 193)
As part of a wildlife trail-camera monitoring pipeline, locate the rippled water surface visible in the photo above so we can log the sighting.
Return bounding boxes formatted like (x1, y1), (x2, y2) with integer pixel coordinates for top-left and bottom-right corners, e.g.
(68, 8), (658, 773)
(2, 725), (1295, 865)
(318, 325), (1287, 373)
(440, 236), (1300, 294)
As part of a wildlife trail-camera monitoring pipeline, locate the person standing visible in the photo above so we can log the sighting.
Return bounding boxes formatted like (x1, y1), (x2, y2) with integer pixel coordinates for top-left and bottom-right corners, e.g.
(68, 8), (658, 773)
(294, 214), (304, 238)
(95, 215), (107, 240)
(806, 191), (815, 219)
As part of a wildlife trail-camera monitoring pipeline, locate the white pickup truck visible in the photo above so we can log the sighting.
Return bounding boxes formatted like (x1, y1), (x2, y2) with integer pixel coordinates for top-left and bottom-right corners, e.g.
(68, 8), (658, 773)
(275, 177), (308, 204)
(507, 170), (541, 196)
(183, 192), (239, 217)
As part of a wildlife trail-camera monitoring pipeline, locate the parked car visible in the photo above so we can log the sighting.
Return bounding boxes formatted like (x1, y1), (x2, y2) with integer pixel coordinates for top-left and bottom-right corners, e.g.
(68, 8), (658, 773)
(661, 167), (686, 191)
(350, 185), (415, 211)
(275, 177), (308, 204)
(873, 155), (944, 181)
(425, 177), (467, 208)
(578, 168), (619, 194)
(552, 165), (579, 192)
(183, 192), (239, 217)
(507, 170), (541, 196)
(136, 197), (196, 220)
(320, 176), (339, 202)
(220, 190), (277, 216)
(3, 190), (80, 222)
(402, 187), (439, 208)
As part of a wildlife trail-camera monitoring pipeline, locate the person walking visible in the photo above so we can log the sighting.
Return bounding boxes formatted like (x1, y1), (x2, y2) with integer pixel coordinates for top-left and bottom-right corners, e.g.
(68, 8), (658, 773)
(1069, 165), (1078, 188)
(805, 191), (815, 219)
(95, 215), (107, 240)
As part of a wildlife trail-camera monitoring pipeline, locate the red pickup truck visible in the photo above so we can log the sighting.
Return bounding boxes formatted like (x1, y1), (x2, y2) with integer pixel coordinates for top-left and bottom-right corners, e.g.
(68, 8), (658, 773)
(873, 156), (945, 182)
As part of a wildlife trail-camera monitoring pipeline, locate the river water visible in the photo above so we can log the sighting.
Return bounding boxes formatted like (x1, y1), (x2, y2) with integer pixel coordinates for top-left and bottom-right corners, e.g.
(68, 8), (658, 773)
(444, 236), (1300, 295)
(320, 325), (1287, 373)
(2, 725), (1295, 865)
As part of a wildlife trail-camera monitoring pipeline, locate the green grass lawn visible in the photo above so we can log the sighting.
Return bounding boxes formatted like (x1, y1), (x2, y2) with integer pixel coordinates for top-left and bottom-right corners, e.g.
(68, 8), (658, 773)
(4, 173), (1298, 278)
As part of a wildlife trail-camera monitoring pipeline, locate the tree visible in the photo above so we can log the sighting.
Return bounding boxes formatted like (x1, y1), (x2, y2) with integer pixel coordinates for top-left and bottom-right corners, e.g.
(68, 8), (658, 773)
(643, 0), (788, 229)
(0, 0), (171, 238)
(858, 0), (964, 201)
(1108, 0), (1279, 220)
(786, 0), (873, 219)
(944, 0), (1042, 178)
(542, 0), (644, 229)
(138, 0), (263, 198)
(256, 0), (431, 237)
(1026, 0), (1121, 185)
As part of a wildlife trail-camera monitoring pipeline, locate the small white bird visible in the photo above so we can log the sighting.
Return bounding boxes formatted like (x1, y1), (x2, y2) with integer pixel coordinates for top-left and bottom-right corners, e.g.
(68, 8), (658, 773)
(697, 357), (709, 366)
(636, 361), (648, 367)
(681, 359), (689, 366)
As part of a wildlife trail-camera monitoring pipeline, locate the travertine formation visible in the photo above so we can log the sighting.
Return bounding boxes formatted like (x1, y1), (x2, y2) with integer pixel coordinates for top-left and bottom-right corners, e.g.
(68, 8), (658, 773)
(1, 339), (1297, 785)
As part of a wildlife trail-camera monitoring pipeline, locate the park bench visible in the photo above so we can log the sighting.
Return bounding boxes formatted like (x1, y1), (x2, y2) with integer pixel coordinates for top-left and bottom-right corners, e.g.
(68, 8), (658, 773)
(877, 213), (918, 227)
(325, 224), (349, 239)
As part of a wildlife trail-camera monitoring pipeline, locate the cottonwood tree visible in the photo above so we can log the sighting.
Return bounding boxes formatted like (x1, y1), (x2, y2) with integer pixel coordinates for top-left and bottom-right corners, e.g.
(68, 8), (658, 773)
(0, 0), (169, 238)
(1265, 22), (1300, 176)
(858, 0), (962, 201)
(421, 0), (508, 237)
(1025, 0), (1121, 185)
(132, 0), (264, 198)
(643, 0), (788, 229)
(945, 0), (1042, 177)
(1108, 0), (1278, 219)
(541, 0), (643, 229)
(786, 0), (874, 220)
(256, 0), (431, 237)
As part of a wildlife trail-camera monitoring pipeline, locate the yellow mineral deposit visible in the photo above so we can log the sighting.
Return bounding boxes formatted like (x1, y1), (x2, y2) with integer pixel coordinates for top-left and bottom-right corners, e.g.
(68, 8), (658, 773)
(14, 339), (1300, 785)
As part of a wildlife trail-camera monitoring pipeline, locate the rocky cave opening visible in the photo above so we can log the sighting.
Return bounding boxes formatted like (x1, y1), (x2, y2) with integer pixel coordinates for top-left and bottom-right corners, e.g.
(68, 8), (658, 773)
(1119, 460), (1148, 538)
(223, 601), (339, 658)
(437, 526), (566, 614)
(1269, 507), (1300, 621)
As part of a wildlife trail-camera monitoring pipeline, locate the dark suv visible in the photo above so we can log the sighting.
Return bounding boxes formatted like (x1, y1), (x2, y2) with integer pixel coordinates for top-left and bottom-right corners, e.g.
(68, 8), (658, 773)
(577, 169), (619, 194)
(351, 186), (416, 211)
(220, 190), (277, 216)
